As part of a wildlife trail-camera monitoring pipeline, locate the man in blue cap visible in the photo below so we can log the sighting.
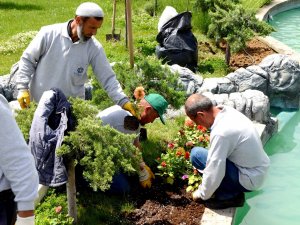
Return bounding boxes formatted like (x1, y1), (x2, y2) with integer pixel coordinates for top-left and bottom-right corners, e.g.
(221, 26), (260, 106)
(97, 93), (168, 194)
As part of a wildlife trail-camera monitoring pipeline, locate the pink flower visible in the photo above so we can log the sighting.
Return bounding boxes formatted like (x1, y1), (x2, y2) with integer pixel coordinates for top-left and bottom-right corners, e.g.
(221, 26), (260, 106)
(185, 141), (194, 147)
(55, 206), (62, 214)
(182, 174), (189, 180)
(161, 161), (167, 167)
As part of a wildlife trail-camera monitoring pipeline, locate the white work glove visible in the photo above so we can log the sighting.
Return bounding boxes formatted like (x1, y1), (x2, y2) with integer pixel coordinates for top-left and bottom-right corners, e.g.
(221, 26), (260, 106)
(15, 215), (35, 225)
(192, 188), (202, 201)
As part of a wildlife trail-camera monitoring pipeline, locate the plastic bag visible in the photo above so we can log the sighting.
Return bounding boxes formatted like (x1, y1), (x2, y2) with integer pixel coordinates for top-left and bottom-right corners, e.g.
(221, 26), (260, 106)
(157, 6), (178, 32)
(156, 11), (198, 72)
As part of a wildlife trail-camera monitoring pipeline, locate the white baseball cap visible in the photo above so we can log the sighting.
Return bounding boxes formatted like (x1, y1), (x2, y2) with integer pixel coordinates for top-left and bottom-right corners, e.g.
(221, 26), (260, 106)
(76, 2), (104, 18)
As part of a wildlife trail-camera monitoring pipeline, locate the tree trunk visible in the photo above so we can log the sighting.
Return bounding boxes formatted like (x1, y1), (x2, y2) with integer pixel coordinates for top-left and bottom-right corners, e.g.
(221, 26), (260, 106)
(67, 159), (77, 224)
(225, 42), (231, 66)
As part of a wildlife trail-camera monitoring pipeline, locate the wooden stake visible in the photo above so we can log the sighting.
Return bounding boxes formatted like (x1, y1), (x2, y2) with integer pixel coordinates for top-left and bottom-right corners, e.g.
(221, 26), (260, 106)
(67, 159), (77, 224)
(126, 0), (134, 68)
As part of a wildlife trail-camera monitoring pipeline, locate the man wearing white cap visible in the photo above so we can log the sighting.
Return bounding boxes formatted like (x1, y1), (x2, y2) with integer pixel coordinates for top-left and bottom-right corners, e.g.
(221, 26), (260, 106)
(16, 2), (136, 115)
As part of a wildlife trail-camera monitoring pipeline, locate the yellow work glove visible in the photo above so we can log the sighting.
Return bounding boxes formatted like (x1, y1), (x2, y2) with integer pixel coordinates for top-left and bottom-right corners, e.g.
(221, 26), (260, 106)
(122, 101), (139, 118)
(17, 89), (30, 109)
(139, 162), (155, 188)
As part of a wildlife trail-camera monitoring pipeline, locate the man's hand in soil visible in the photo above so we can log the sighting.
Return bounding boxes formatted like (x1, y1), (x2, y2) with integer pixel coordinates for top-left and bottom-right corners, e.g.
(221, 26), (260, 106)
(192, 188), (203, 201)
(139, 162), (155, 188)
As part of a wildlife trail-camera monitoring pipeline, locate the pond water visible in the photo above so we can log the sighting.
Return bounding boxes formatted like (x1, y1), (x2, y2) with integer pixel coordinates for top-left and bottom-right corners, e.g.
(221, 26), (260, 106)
(233, 109), (300, 225)
(268, 7), (300, 53)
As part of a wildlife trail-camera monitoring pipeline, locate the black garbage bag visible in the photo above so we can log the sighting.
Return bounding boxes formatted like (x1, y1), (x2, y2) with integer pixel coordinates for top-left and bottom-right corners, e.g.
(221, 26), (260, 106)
(156, 11), (198, 72)
(0, 62), (18, 102)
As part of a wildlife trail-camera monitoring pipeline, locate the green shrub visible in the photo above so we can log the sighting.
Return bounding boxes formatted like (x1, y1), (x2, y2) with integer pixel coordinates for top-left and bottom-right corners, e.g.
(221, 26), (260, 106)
(15, 102), (37, 142)
(0, 31), (37, 55)
(90, 79), (114, 110)
(198, 57), (229, 78)
(92, 56), (186, 109)
(58, 98), (142, 191)
(144, 2), (156, 16)
(135, 36), (157, 56)
(35, 189), (73, 225)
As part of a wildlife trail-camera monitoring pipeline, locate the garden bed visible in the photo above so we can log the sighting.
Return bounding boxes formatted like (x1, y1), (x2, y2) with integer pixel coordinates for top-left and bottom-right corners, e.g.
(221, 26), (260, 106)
(123, 37), (277, 225)
(230, 38), (277, 70)
(35, 37), (277, 224)
(125, 179), (204, 225)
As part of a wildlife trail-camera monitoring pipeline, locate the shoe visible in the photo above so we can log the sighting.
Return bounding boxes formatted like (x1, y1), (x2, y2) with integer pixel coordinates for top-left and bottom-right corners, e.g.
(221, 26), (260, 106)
(204, 192), (245, 209)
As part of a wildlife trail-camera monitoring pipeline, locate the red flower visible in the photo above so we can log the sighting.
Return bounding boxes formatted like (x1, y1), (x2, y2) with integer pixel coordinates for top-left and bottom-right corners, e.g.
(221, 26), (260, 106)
(161, 161), (167, 167)
(197, 125), (207, 132)
(55, 206), (62, 214)
(184, 151), (190, 159)
(167, 143), (175, 149)
(176, 151), (183, 156)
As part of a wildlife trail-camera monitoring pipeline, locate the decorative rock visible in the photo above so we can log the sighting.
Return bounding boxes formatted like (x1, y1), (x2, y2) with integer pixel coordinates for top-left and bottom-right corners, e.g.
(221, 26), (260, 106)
(259, 54), (300, 109)
(241, 90), (270, 123)
(168, 64), (203, 95)
(226, 67), (268, 94)
(199, 77), (236, 94)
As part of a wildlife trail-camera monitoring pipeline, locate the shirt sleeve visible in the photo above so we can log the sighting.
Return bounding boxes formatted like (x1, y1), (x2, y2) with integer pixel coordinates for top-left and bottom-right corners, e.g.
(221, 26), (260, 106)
(0, 95), (39, 210)
(90, 43), (129, 106)
(16, 28), (48, 90)
(200, 135), (232, 200)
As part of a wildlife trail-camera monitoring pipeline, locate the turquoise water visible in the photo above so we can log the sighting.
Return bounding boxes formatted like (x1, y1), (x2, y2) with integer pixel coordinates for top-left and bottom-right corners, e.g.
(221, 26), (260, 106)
(269, 7), (300, 53)
(233, 110), (300, 225)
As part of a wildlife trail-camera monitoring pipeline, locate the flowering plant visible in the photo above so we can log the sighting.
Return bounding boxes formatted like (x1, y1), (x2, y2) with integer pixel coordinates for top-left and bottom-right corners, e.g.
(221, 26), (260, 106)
(156, 118), (210, 191)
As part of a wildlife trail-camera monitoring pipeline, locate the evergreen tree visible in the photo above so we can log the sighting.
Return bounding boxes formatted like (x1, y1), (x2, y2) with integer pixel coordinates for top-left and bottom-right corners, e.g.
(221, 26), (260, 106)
(207, 1), (274, 64)
(194, 0), (274, 65)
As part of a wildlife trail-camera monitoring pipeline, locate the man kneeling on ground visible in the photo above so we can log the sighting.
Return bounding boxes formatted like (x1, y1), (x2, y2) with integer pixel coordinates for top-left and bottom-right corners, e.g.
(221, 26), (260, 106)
(185, 93), (270, 209)
(97, 93), (168, 194)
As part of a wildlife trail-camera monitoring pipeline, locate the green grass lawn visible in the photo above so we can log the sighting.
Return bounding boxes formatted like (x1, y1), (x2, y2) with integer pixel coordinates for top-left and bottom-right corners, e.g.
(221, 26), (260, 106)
(0, 0), (228, 76)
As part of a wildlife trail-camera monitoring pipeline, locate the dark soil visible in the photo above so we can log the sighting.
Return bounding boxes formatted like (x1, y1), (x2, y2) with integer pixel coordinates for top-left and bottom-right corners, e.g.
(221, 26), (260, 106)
(230, 38), (277, 70)
(125, 180), (205, 225)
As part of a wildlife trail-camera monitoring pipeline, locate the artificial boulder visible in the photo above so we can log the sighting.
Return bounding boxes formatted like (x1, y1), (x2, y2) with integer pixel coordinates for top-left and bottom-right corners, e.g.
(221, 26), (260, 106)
(168, 64), (203, 96)
(259, 54), (300, 109)
(226, 66), (268, 94)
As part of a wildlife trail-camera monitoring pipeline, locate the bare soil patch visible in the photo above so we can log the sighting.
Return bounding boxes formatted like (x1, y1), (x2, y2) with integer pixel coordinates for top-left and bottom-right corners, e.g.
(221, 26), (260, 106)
(230, 38), (277, 70)
(125, 180), (205, 225)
